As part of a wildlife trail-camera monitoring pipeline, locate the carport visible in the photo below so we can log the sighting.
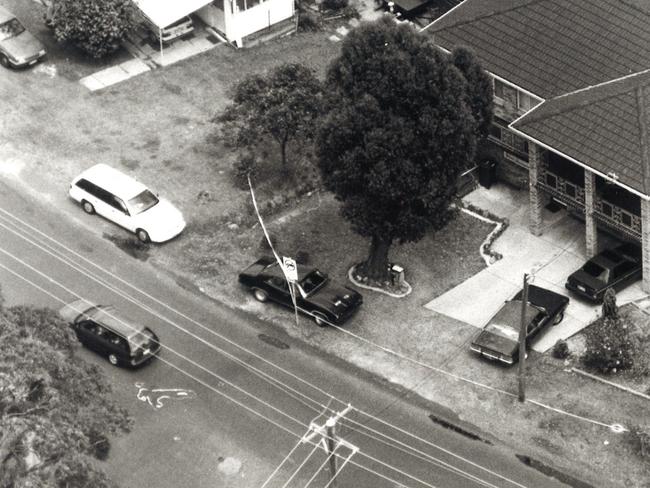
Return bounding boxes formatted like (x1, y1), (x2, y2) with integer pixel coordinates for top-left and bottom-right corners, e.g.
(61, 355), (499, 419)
(132, 0), (212, 63)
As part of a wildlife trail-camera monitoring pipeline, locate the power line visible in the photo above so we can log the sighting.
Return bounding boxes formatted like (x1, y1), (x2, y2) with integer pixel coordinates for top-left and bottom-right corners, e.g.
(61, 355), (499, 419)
(0, 210), (537, 488)
(0, 211), (536, 486)
(0, 258), (446, 488)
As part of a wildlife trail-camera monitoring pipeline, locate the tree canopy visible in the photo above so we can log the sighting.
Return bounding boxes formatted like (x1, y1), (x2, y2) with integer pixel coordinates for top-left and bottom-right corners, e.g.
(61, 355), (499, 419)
(316, 17), (493, 281)
(217, 63), (324, 177)
(0, 299), (131, 487)
(51, 0), (136, 58)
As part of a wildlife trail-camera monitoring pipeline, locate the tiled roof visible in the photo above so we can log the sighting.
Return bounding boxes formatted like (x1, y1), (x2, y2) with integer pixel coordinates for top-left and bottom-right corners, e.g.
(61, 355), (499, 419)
(511, 70), (650, 195)
(426, 0), (650, 98)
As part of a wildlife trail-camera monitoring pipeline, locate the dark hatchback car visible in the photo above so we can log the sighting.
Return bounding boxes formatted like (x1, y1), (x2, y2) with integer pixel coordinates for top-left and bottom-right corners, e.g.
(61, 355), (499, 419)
(565, 243), (642, 302)
(59, 299), (161, 367)
(239, 256), (363, 326)
(470, 285), (569, 365)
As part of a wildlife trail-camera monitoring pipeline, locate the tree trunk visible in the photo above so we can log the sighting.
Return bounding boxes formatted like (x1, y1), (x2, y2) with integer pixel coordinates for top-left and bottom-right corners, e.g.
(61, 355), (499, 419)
(280, 132), (289, 169)
(361, 236), (392, 282)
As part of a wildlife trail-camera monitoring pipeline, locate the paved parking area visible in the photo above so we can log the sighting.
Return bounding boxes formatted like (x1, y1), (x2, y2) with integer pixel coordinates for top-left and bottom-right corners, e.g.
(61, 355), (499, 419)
(425, 184), (647, 352)
(79, 22), (224, 91)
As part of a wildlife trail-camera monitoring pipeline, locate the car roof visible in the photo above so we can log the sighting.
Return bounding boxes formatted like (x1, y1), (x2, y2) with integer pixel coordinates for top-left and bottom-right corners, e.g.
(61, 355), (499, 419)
(264, 260), (317, 281)
(76, 163), (148, 200)
(0, 7), (16, 23)
(591, 251), (621, 268)
(490, 301), (539, 328)
(87, 305), (146, 339)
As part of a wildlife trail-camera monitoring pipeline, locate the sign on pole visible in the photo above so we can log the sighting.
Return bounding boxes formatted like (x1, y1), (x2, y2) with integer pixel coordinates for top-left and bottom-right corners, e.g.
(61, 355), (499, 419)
(282, 256), (298, 282)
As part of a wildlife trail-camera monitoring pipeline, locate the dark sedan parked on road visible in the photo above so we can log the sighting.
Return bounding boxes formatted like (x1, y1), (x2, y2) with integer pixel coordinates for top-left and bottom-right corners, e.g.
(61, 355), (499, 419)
(565, 243), (642, 302)
(239, 256), (363, 326)
(0, 6), (46, 68)
(470, 285), (569, 365)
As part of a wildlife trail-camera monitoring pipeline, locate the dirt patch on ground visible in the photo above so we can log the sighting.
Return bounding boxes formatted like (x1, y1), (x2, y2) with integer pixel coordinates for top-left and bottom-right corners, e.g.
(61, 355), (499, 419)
(3, 9), (650, 487)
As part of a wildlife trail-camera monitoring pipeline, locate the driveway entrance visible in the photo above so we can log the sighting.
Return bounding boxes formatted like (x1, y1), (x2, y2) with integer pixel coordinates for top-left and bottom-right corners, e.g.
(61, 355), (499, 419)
(425, 185), (647, 352)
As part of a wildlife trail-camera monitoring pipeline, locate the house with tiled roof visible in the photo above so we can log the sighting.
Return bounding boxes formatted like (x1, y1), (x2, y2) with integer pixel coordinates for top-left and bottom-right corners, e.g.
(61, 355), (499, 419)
(424, 0), (650, 291)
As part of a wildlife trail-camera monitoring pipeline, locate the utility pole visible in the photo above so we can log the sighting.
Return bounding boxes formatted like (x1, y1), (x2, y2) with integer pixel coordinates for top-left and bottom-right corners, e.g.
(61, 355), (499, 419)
(518, 273), (529, 403)
(301, 404), (358, 487)
(325, 418), (338, 486)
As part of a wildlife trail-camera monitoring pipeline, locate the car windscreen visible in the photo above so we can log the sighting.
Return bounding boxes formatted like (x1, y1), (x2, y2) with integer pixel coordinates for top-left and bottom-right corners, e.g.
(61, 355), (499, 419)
(582, 261), (608, 281)
(128, 190), (159, 215)
(0, 18), (24, 40)
(300, 270), (327, 295)
(128, 328), (155, 351)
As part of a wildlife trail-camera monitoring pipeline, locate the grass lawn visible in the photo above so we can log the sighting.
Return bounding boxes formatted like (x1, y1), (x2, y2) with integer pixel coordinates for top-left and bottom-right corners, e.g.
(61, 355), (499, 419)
(4, 12), (650, 486)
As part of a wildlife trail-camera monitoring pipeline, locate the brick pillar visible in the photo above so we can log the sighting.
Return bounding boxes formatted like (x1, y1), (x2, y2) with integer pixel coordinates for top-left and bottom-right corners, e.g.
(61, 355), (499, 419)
(642, 199), (650, 293)
(528, 143), (543, 236)
(584, 170), (598, 257)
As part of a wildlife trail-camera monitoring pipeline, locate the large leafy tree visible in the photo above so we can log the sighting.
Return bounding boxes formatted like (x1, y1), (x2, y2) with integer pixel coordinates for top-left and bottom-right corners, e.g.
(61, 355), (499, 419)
(316, 18), (493, 281)
(51, 0), (136, 58)
(218, 63), (324, 174)
(0, 300), (131, 487)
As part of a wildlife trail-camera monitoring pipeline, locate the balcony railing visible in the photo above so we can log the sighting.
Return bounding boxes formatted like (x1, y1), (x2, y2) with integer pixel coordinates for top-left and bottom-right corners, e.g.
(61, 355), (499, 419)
(538, 167), (641, 240)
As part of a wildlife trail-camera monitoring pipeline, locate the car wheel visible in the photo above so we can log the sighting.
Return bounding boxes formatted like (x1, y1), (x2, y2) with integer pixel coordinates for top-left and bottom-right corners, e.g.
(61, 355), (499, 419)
(108, 353), (119, 366)
(136, 229), (150, 243)
(0, 55), (9, 68)
(553, 311), (565, 325)
(81, 200), (95, 214)
(253, 288), (268, 302)
(312, 312), (328, 327)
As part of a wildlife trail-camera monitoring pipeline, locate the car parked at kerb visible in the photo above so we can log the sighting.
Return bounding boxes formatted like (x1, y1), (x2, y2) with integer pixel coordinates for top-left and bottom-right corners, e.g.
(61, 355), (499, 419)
(0, 6), (46, 68)
(59, 299), (161, 368)
(565, 242), (642, 302)
(470, 285), (569, 365)
(239, 256), (363, 326)
(69, 164), (186, 243)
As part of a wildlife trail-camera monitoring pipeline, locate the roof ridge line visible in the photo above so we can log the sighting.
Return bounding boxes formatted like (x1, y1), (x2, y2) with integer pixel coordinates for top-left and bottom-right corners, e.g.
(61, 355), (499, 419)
(518, 69), (650, 124)
(552, 67), (650, 101)
(636, 86), (650, 195)
(427, 0), (545, 32)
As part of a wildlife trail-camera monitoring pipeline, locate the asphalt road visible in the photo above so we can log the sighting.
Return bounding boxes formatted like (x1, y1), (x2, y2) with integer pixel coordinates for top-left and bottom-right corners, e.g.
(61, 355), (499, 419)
(0, 2), (572, 484)
(0, 177), (574, 488)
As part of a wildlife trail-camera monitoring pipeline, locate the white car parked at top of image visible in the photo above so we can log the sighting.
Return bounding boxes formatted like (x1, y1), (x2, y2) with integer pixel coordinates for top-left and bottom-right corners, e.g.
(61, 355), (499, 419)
(69, 164), (186, 243)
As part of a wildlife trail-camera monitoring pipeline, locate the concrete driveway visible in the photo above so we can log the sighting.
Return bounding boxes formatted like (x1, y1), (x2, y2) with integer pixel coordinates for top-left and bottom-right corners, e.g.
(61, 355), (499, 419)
(425, 184), (647, 352)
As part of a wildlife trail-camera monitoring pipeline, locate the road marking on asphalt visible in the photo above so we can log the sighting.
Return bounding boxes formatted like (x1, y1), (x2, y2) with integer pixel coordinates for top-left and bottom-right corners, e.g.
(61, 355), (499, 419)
(135, 382), (197, 409)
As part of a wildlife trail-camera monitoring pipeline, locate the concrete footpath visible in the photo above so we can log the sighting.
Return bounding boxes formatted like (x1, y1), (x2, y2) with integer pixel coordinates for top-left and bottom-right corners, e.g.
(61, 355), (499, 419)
(425, 185), (646, 352)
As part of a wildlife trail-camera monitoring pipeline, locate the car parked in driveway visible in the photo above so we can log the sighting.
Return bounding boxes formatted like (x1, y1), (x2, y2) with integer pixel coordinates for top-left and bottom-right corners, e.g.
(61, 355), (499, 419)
(470, 285), (569, 365)
(239, 256), (363, 326)
(69, 163), (186, 243)
(59, 299), (161, 367)
(0, 6), (46, 68)
(565, 242), (642, 302)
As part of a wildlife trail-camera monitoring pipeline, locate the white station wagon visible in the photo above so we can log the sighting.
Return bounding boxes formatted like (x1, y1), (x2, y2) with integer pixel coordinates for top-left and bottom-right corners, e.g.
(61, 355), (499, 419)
(69, 164), (186, 243)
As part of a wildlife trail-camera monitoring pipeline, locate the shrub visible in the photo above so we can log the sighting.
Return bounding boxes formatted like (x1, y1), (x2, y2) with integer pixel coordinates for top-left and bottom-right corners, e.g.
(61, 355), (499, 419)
(602, 288), (618, 320)
(552, 339), (570, 360)
(322, 0), (348, 11)
(298, 11), (320, 31)
(52, 0), (136, 58)
(582, 316), (635, 374)
(88, 430), (111, 460)
(341, 5), (360, 19)
(233, 154), (257, 190)
(296, 250), (310, 264)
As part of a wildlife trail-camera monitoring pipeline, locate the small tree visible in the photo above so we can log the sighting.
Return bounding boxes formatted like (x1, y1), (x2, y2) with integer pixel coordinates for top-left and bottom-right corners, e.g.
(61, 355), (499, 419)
(316, 18), (493, 281)
(217, 63), (324, 178)
(582, 290), (634, 373)
(0, 302), (131, 486)
(602, 287), (618, 320)
(51, 0), (136, 58)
